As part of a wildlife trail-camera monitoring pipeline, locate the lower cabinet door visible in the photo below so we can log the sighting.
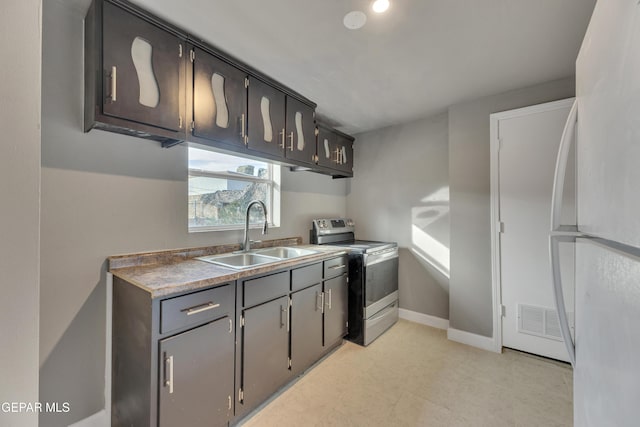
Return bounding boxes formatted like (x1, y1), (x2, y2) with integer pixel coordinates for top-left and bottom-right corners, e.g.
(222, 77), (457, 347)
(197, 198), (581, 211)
(324, 275), (348, 347)
(241, 296), (290, 410)
(290, 284), (324, 376)
(159, 317), (234, 427)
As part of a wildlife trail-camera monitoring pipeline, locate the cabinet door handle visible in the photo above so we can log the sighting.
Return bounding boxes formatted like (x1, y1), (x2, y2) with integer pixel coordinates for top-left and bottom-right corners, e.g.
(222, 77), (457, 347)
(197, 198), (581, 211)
(280, 305), (286, 328)
(326, 289), (332, 310)
(320, 292), (325, 314)
(286, 301), (290, 333)
(182, 301), (220, 316)
(240, 113), (246, 139)
(315, 292), (322, 311)
(288, 131), (294, 151)
(279, 128), (285, 148)
(110, 66), (117, 102)
(165, 355), (174, 394)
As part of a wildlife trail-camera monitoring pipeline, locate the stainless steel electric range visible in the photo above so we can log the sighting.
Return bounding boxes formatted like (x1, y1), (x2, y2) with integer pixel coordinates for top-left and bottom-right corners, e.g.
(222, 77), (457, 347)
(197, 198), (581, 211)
(310, 218), (399, 346)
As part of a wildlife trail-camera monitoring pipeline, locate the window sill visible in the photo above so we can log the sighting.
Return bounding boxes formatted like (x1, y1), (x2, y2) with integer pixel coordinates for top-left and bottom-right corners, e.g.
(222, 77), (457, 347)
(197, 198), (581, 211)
(188, 223), (280, 233)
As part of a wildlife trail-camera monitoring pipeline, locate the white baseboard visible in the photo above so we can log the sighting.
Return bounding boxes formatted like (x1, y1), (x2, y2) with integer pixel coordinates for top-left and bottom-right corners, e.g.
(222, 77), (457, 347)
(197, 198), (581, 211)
(68, 409), (108, 427)
(447, 327), (498, 353)
(399, 308), (449, 330)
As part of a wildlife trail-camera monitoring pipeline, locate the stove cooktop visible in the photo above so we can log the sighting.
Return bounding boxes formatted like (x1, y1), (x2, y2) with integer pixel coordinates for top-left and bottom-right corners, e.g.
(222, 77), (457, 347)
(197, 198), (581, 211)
(329, 239), (397, 254)
(310, 218), (397, 253)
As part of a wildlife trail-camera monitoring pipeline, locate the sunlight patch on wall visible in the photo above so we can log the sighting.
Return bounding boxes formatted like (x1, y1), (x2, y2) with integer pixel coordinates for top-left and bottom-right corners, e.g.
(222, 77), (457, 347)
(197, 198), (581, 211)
(411, 224), (450, 278)
(421, 186), (449, 204)
(411, 186), (450, 279)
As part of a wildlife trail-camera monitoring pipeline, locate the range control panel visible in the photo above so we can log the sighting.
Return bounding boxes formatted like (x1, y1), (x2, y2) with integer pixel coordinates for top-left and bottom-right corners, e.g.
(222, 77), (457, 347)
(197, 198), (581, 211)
(312, 218), (355, 235)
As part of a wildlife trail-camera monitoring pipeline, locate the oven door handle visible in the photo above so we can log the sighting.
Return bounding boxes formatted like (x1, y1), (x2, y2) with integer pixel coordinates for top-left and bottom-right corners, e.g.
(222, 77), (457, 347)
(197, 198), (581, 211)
(364, 249), (398, 267)
(368, 301), (398, 322)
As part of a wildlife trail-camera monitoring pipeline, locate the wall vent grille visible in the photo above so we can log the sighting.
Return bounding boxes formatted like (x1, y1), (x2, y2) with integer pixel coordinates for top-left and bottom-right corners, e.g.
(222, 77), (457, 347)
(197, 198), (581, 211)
(518, 304), (564, 342)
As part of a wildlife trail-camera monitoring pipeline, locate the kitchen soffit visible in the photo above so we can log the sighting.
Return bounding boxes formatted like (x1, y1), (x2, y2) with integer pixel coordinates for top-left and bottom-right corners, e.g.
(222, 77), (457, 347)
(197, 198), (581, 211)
(84, 0), (596, 134)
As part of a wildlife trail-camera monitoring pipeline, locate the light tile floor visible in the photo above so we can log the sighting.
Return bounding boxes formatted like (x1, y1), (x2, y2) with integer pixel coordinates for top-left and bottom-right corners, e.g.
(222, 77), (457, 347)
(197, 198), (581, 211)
(240, 320), (573, 427)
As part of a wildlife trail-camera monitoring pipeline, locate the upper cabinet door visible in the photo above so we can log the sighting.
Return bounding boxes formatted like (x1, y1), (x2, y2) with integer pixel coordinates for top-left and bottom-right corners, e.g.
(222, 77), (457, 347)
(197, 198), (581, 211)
(102, 2), (182, 131)
(335, 134), (354, 174)
(192, 48), (247, 146)
(285, 97), (316, 165)
(316, 126), (354, 175)
(247, 77), (285, 157)
(316, 126), (336, 169)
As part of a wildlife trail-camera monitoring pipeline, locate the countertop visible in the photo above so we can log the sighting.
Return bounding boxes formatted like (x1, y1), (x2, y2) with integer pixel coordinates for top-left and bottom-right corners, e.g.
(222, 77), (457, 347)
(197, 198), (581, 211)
(108, 238), (348, 298)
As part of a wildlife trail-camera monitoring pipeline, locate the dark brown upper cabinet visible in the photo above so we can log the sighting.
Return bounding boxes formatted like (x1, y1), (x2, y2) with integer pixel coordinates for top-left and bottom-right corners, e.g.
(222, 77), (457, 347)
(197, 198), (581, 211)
(334, 132), (354, 175)
(246, 77), (286, 157)
(190, 47), (247, 147)
(85, 0), (186, 144)
(284, 97), (316, 166)
(316, 125), (336, 169)
(315, 124), (354, 177)
(85, 1), (355, 177)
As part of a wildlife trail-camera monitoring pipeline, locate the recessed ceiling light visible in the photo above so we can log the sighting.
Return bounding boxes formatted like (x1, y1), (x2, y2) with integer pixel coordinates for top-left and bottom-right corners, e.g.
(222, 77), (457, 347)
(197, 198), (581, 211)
(343, 11), (367, 30)
(372, 0), (390, 14)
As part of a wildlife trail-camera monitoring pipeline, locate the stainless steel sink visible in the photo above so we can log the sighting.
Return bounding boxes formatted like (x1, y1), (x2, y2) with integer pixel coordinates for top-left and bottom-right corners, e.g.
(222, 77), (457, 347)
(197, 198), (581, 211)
(254, 246), (318, 259)
(197, 253), (280, 269)
(196, 247), (318, 269)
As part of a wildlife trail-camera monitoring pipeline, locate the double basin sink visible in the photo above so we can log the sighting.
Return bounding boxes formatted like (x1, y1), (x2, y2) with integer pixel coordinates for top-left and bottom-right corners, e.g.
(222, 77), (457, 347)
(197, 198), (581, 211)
(196, 246), (318, 270)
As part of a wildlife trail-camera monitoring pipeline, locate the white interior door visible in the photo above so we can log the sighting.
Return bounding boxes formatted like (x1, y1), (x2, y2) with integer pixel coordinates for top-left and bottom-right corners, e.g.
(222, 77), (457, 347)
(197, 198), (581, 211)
(494, 99), (575, 362)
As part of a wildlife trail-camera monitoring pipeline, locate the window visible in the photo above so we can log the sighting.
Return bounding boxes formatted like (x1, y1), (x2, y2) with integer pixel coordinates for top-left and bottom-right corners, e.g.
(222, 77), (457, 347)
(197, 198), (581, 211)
(188, 146), (280, 231)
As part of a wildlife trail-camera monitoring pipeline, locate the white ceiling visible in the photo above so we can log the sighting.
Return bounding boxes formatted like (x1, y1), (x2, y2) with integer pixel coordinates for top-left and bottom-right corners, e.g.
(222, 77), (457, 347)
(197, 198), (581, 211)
(127, 0), (595, 134)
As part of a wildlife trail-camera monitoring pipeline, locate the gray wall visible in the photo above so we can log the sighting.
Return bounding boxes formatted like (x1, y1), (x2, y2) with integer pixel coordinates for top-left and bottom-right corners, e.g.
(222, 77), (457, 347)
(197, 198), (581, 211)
(347, 114), (450, 320)
(448, 77), (575, 337)
(0, 1), (41, 427)
(40, 2), (346, 425)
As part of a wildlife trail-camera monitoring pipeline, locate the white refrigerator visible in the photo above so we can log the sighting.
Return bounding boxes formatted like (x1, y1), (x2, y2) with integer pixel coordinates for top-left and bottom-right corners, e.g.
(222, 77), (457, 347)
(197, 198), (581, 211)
(550, 1), (640, 426)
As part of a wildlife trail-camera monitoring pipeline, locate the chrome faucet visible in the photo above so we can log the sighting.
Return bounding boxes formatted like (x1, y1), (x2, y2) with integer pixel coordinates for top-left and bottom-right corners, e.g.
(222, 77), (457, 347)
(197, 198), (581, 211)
(242, 200), (268, 252)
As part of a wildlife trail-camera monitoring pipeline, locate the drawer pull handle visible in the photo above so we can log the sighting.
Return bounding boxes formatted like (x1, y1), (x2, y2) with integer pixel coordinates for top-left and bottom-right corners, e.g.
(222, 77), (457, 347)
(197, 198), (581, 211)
(182, 301), (220, 316)
(329, 264), (346, 270)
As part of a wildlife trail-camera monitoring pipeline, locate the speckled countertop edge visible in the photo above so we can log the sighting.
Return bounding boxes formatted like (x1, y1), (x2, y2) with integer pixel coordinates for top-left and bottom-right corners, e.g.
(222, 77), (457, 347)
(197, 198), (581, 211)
(108, 237), (303, 270)
(108, 238), (349, 298)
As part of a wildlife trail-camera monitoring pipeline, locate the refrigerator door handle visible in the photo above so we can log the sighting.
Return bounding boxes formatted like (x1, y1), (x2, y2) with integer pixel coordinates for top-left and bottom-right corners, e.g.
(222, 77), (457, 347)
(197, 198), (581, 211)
(551, 99), (578, 232)
(549, 234), (576, 366)
(549, 100), (580, 367)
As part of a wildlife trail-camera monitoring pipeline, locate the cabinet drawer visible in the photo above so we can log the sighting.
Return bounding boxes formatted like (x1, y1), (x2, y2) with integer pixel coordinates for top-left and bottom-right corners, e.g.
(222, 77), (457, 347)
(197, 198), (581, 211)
(161, 284), (233, 334)
(324, 256), (348, 279)
(243, 271), (289, 308)
(291, 263), (322, 292)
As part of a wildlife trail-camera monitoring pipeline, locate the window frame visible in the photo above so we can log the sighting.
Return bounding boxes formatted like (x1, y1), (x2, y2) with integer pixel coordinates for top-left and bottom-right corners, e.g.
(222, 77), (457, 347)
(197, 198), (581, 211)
(188, 147), (281, 233)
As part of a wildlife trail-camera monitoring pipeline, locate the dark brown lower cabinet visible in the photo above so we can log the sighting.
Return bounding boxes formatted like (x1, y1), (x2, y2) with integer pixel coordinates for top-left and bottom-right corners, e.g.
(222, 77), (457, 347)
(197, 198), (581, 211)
(241, 296), (291, 410)
(290, 284), (324, 377)
(113, 258), (348, 427)
(323, 274), (348, 347)
(159, 317), (234, 427)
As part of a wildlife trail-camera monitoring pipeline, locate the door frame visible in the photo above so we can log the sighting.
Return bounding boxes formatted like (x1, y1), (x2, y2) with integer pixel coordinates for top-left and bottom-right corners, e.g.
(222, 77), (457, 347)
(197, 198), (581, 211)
(489, 98), (575, 353)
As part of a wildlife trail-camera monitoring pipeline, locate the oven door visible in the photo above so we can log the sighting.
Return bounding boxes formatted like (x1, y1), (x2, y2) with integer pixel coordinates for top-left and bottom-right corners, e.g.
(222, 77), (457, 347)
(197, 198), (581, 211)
(363, 248), (399, 318)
